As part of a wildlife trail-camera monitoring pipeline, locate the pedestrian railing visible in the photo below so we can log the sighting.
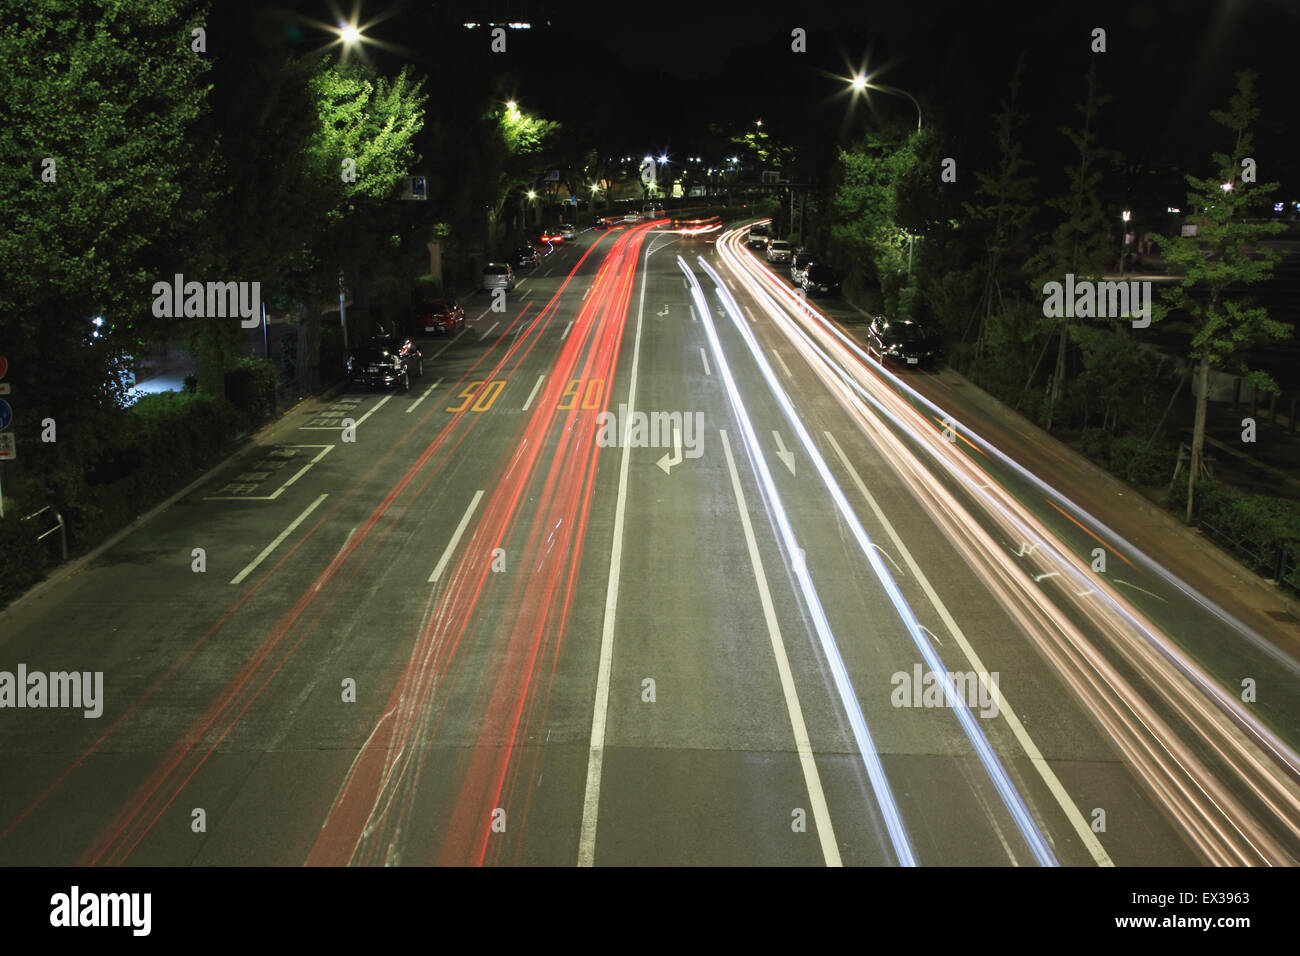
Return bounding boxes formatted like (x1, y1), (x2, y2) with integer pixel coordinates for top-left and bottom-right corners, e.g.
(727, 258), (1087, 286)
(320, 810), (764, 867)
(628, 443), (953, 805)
(1199, 517), (1300, 598)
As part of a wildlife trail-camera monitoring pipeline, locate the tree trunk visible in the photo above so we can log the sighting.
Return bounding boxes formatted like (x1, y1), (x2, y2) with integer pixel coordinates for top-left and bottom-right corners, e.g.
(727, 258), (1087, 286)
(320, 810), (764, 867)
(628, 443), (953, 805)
(1045, 321), (1068, 429)
(1144, 364), (1190, 452)
(1186, 351), (1211, 523)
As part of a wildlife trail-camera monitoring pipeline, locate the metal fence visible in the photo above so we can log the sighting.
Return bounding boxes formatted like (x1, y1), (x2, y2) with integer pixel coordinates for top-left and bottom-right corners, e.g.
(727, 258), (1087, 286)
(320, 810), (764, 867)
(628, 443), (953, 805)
(1199, 517), (1300, 597)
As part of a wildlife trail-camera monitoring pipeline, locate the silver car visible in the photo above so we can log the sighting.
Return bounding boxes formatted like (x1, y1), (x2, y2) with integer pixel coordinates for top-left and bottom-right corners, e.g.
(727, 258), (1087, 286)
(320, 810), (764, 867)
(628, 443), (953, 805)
(481, 261), (516, 292)
(766, 239), (792, 265)
(559, 223), (576, 239)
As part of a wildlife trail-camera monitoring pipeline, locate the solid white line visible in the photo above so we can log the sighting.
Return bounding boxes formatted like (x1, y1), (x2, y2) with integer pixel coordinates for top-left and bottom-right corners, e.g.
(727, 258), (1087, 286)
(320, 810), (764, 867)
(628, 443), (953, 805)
(772, 349), (794, 379)
(352, 394), (392, 428)
(428, 490), (484, 583)
(268, 445), (335, 499)
(720, 429), (840, 865)
(481, 321), (499, 338)
(230, 493), (328, 585)
(823, 430), (1114, 866)
(561, 321), (574, 340)
(579, 232), (655, 866)
(523, 374), (546, 410)
(699, 347), (711, 376)
(405, 378), (443, 414)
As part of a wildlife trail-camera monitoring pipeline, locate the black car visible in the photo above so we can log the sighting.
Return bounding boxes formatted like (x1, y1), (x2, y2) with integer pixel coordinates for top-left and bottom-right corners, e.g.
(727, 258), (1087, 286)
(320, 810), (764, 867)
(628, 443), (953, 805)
(867, 318), (942, 368)
(346, 335), (423, 391)
(801, 264), (841, 296)
(514, 246), (540, 268)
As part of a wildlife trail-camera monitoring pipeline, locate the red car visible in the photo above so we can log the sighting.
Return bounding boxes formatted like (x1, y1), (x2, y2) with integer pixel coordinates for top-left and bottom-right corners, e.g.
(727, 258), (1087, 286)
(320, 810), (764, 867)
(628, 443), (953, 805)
(539, 227), (564, 243)
(412, 299), (466, 335)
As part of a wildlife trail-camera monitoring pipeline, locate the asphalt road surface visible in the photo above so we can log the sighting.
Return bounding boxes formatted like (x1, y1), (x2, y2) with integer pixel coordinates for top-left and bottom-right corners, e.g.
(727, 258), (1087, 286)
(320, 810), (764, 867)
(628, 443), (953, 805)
(2, 220), (1298, 866)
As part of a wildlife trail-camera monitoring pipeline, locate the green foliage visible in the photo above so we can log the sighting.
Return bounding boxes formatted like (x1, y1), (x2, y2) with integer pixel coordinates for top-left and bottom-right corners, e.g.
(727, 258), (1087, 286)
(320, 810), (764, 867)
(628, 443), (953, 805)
(0, 512), (51, 607)
(223, 357), (276, 428)
(832, 131), (924, 313)
(1151, 71), (1291, 383)
(1168, 475), (1300, 575)
(0, 0), (215, 481)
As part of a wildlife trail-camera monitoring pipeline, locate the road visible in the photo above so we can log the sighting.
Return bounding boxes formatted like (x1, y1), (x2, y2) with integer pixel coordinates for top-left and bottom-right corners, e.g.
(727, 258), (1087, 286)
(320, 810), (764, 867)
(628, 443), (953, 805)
(2, 220), (1298, 866)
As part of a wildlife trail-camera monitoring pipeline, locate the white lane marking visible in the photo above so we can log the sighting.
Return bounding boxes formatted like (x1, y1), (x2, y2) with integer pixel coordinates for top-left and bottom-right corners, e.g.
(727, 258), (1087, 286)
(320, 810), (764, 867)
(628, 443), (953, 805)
(579, 231), (657, 867)
(230, 493), (328, 585)
(316, 527), (356, 591)
(481, 321), (499, 338)
(699, 347), (711, 376)
(744, 305), (757, 324)
(823, 430), (1114, 866)
(515, 279), (528, 289)
(720, 428), (841, 865)
(689, 304), (697, 322)
(726, 278), (737, 290)
(523, 374), (546, 411)
(428, 490), (484, 583)
(299, 395), (390, 430)
(772, 349), (794, 379)
(269, 445), (335, 499)
(406, 378), (443, 414)
(429, 330), (466, 359)
(561, 320), (574, 340)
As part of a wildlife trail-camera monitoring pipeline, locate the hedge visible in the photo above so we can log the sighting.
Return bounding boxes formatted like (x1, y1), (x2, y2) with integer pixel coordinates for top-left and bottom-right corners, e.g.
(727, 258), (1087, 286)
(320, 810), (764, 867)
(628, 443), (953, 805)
(1168, 474), (1300, 581)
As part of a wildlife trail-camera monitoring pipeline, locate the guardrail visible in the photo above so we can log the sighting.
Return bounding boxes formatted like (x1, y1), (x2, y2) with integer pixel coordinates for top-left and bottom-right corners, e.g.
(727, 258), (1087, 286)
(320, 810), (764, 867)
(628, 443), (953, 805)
(23, 505), (67, 562)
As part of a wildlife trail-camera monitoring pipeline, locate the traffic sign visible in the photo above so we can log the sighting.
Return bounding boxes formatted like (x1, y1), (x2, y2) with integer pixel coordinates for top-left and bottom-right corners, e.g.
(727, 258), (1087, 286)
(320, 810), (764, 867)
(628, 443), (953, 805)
(0, 433), (13, 460)
(0, 399), (10, 430)
(0, 355), (7, 378)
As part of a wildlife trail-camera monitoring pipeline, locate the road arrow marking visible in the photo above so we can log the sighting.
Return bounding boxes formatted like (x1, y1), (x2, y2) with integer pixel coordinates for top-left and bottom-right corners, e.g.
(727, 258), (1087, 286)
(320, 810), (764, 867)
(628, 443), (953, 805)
(773, 430), (795, 475)
(656, 426), (683, 475)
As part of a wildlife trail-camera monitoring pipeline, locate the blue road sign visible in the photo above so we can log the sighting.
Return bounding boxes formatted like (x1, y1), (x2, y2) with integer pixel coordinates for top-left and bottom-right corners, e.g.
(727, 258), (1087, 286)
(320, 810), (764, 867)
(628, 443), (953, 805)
(0, 399), (11, 430)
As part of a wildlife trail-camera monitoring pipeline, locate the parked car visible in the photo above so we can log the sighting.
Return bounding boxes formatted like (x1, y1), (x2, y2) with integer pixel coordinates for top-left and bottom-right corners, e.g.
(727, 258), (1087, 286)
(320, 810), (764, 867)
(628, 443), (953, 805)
(790, 252), (815, 284)
(867, 317), (942, 368)
(746, 224), (770, 249)
(800, 264), (841, 296)
(559, 223), (576, 239)
(346, 334), (422, 392)
(514, 246), (540, 268)
(481, 262), (516, 292)
(766, 239), (792, 265)
(412, 299), (465, 335)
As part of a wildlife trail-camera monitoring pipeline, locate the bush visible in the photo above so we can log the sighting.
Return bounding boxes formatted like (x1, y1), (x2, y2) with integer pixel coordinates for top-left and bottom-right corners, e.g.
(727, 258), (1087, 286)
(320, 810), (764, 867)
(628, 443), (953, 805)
(223, 356), (275, 428)
(1107, 436), (1178, 487)
(1167, 473), (1300, 575)
(0, 511), (51, 606)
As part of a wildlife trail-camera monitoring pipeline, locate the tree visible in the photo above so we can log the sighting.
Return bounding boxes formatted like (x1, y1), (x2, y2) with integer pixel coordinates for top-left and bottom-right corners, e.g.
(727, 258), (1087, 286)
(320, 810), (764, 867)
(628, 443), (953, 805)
(962, 54), (1038, 363)
(0, 0), (215, 500)
(1151, 70), (1290, 522)
(831, 130), (922, 313)
(1024, 63), (1119, 429)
